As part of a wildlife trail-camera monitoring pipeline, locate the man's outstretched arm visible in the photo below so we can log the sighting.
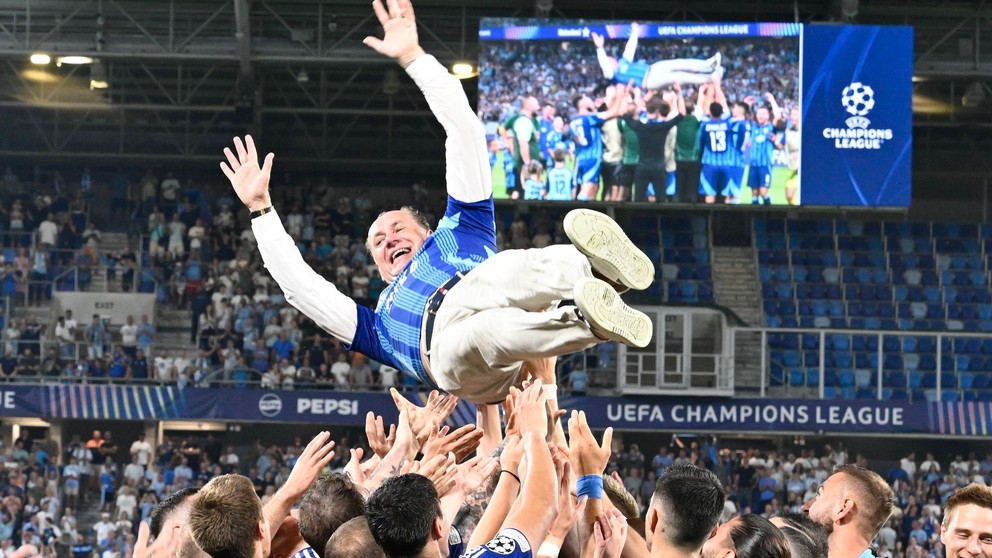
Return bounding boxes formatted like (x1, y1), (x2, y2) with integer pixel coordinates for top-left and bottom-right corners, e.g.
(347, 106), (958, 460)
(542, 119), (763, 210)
(364, 0), (491, 204)
(221, 135), (359, 344)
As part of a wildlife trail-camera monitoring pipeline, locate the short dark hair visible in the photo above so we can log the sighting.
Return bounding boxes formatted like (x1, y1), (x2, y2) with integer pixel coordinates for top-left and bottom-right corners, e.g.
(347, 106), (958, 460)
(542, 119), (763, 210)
(552, 148), (566, 163)
(189, 475), (262, 558)
(774, 512), (828, 558)
(709, 102), (724, 118)
(298, 474), (366, 551)
(399, 206), (431, 232)
(645, 97), (667, 115)
(729, 515), (791, 558)
(944, 483), (992, 527)
(150, 488), (199, 538)
(324, 517), (386, 558)
(571, 94), (586, 110)
(365, 474), (441, 558)
(834, 464), (894, 540)
(652, 463), (724, 551)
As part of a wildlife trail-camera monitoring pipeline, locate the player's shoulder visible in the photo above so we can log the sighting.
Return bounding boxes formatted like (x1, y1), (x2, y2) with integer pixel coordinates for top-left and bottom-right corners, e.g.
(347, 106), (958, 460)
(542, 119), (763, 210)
(461, 529), (532, 558)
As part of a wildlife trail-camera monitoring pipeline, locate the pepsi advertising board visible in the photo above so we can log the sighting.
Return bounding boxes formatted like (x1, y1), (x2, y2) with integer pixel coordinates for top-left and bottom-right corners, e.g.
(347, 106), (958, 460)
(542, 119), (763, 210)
(478, 20), (912, 207)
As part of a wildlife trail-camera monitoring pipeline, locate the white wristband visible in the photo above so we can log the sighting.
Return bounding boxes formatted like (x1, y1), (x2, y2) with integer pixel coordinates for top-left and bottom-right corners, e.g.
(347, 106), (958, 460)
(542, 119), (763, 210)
(538, 542), (561, 558)
(541, 384), (558, 401)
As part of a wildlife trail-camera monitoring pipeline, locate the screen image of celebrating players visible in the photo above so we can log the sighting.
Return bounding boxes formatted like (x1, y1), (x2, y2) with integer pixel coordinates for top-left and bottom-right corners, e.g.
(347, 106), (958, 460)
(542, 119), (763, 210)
(478, 20), (801, 205)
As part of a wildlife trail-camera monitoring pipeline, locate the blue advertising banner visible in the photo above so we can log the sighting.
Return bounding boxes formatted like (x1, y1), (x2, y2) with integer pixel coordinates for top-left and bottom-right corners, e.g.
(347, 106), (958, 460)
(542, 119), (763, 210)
(800, 25), (913, 207)
(3, 385), (988, 436)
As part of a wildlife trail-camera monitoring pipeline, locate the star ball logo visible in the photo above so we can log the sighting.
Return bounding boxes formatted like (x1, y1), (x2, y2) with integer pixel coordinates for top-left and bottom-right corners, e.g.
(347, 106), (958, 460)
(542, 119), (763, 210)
(822, 81), (893, 150)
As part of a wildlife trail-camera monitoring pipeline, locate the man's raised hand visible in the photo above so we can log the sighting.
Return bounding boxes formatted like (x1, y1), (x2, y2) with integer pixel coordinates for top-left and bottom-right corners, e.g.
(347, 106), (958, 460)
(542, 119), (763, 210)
(220, 135), (274, 212)
(281, 431), (335, 500)
(362, 0), (426, 68)
(567, 410), (613, 477)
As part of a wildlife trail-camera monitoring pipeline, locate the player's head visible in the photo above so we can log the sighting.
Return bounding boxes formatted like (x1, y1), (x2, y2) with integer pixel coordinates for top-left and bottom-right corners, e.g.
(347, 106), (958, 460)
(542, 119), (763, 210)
(802, 465), (893, 542)
(367, 207), (433, 284)
(365, 474), (444, 558)
(645, 97), (669, 117)
(770, 512), (828, 558)
(940, 484), (992, 558)
(646, 463), (724, 554)
(541, 104), (556, 119)
(150, 487), (199, 539)
(521, 96), (540, 115)
(756, 107), (771, 124)
(526, 160), (544, 177)
(552, 116), (565, 132)
(298, 474), (366, 552)
(709, 102), (724, 118)
(553, 148), (566, 164)
(702, 515), (791, 558)
(731, 101), (748, 119)
(685, 97), (696, 113)
(572, 94), (596, 115)
(790, 106), (801, 127)
(189, 474), (269, 558)
(324, 517), (386, 558)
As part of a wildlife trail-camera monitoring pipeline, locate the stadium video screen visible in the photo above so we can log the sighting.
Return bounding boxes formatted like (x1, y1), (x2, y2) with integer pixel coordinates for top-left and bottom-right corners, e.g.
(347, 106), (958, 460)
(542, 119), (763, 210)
(478, 20), (913, 207)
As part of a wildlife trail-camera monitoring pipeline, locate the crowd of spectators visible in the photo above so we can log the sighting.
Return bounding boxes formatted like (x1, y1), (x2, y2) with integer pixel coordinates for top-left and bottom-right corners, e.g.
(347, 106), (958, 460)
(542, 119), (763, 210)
(478, 37), (800, 125)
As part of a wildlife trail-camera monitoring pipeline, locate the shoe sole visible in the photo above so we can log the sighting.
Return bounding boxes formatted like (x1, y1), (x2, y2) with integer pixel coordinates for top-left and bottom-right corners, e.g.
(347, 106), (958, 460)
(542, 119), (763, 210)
(574, 278), (652, 348)
(564, 209), (654, 291)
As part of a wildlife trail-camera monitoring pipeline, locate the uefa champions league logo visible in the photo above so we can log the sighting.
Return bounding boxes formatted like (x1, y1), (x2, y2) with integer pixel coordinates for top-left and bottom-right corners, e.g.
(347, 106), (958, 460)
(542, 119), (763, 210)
(823, 81), (891, 149)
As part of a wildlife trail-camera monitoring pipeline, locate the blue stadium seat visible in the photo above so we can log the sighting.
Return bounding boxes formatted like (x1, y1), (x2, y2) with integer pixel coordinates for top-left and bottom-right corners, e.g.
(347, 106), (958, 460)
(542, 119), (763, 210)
(941, 390), (960, 402)
(838, 369), (855, 388)
(885, 370), (906, 388)
(790, 368), (805, 387)
(960, 372), (975, 390)
(973, 374), (991, 390)
(806, 369), (821, 388)
(855, 369), (873, 389)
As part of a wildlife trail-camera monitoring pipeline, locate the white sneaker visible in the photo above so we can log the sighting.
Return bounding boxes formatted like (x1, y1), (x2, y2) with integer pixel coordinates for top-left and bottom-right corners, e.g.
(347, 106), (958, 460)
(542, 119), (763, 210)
(574, 277), (653, 348)
(564, 208), (654, 291)
(710, 51), (722, 70)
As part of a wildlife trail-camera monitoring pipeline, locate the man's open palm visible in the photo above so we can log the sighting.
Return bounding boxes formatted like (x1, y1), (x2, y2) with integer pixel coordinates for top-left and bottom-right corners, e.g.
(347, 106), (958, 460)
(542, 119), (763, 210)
(220, 135), (274, 212)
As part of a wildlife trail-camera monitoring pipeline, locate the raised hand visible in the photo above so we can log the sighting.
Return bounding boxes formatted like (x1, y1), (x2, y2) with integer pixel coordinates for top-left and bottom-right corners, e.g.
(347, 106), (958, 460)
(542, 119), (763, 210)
(362, 0), (425, 68)
(515, 379), (551, 440)
(567, 410), (613, 477)
(365, 412), (396, 459)
(455, 455), (500, 496)
(390, 388), (458, 447)
(421, 423), (484, 463)
(220, 135), (274, 212)
(591, 32), (605, 48)
(593, 508), (628, 558)
(281, 431), (336, 500)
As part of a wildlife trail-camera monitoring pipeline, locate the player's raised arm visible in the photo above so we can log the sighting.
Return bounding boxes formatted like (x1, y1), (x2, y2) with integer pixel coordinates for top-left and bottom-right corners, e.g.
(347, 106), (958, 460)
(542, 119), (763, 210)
(622, 23), (640, 62)
(600, 83), (631, 121)
(221, 135), (360, 344)
(765, 92), (783, 122)
(364, 0), (491, 203)
(592, 32), (617, 80)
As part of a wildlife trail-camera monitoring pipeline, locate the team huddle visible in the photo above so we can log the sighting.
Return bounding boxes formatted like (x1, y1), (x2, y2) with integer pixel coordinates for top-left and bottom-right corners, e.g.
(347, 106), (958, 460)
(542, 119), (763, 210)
(488, 24), (802, 205)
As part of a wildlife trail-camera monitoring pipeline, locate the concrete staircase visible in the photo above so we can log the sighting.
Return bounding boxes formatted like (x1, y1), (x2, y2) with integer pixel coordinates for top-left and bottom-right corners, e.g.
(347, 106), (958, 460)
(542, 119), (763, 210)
(86, 232), (131, 293)
(711, 246), (764, 392)
(154, 307), (197, 359)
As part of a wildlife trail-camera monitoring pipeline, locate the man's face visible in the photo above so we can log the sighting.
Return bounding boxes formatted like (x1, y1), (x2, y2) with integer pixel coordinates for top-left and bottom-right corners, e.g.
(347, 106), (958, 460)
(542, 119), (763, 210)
(524, 97), (540, 114)
(701, 516), (739, 558)
(802, 473), (846, 534)
(941, 504), (992, 558)
(367, 210), (430, 283)
(541, 105), (556, 120)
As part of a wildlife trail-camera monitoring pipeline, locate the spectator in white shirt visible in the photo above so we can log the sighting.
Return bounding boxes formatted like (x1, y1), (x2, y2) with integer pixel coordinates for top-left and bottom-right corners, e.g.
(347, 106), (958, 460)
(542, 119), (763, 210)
(920, 453), (941, 476)
(379, 365), (398, 389)
(130, 433), (153, 467)
(900, 452), (917, 480)
(173, 457), (193, 488)
(38, 213), (58, 249)
(114, 486), (137, 522)
(93, 512), (115, 544)
(123, 455), (145, 485)
(119, 315), (138, 359)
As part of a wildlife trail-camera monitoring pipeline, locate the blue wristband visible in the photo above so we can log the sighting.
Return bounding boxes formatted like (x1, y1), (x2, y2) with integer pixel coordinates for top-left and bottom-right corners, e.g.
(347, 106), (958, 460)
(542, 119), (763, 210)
(576, 474), (604, 499)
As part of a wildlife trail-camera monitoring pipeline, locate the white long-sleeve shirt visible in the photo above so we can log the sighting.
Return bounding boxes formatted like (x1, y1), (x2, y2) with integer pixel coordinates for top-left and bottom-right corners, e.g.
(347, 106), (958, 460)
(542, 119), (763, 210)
(252, 55), (493, 376)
